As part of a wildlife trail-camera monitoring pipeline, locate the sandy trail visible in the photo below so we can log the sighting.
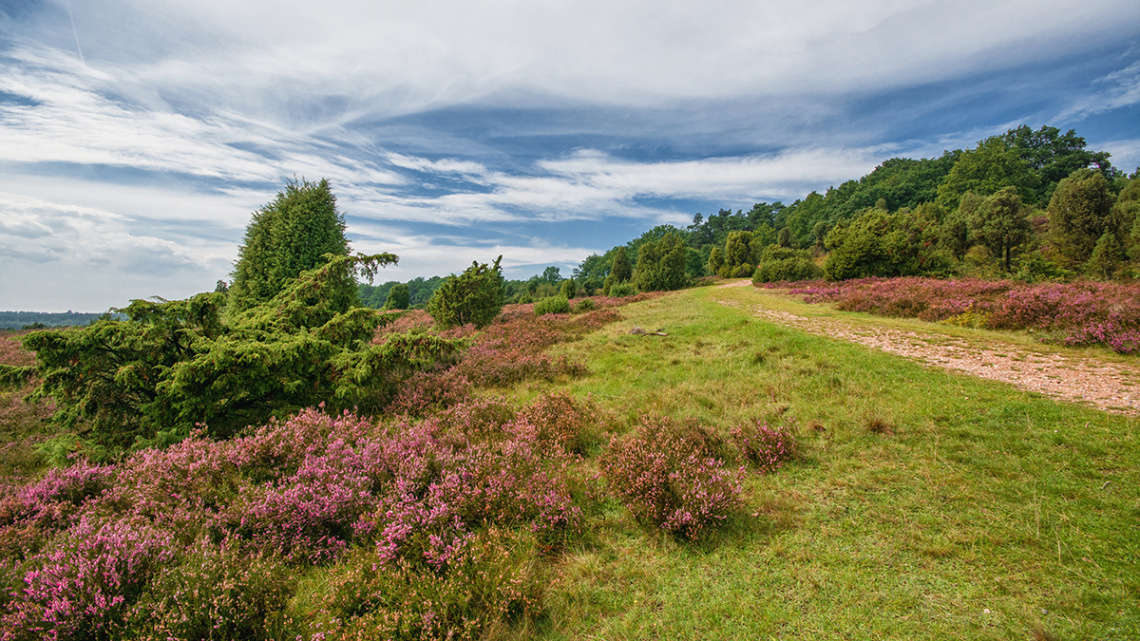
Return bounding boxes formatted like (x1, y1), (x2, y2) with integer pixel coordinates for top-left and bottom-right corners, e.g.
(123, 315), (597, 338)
(712, 282), (1140, 416)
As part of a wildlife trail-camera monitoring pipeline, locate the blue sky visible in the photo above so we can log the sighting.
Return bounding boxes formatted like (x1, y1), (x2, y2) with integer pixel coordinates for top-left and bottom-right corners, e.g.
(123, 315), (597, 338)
(1, 0), (1138, 312)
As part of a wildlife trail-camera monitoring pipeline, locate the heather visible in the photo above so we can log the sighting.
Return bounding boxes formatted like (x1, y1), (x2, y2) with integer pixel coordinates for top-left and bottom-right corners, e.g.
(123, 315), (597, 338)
(780, 277), (1140, 353)
(0, 400), (593, 639)
(3, 283), (1138, 639)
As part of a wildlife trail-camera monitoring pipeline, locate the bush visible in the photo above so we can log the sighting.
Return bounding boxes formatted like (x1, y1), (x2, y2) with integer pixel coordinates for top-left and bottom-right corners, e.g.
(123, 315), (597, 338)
(731, 419), (797, 473)
(427, 257), (506, 329)
(534, 296), (571, 316)
(310, 528), (544, 641)
(600, 415), (743, 540)
(753, 257), (822, 283)
(608, 282), (637, 298)
(573, 298), (595, 313)
(559, 279), (577, 299)
(126, 538), (294, 641)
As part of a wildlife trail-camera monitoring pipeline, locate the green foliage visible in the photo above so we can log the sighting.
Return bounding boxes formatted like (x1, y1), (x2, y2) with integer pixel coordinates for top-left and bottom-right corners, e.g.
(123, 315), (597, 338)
(573, 298), (595, 313)
(609, 246), (632, 283)
(384, 283), (410, 310)
(1086, 230), (1126, 279)
(23, 254), (459, 453)
(970, 187), (1033, 272)
(229, 179), (351, 313)
(559, 279), (576, 300)
(427, 257), (506, 329)
(724, 230), (754, 267)
(936, 136), (1039, 210)
(534, 296), (571, 316)
(1001, 125), (1116, 202)
(1047, 169), (1116, 266)
(823, 206), (950, 280)
(632, 233), (688, 292)
(608, 282), (637, 298)
(753, 251), (822, 283)
(706, 246), (725, 275)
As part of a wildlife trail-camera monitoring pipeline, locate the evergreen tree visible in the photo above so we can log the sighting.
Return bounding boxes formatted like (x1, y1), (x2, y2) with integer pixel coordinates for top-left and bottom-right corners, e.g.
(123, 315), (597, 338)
(230, 179), (351, 312)
(427, 257), (506, 329)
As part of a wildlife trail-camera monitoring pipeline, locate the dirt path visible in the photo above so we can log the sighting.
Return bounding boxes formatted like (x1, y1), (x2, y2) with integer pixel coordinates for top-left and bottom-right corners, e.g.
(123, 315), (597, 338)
(712, 282), (1140, 416)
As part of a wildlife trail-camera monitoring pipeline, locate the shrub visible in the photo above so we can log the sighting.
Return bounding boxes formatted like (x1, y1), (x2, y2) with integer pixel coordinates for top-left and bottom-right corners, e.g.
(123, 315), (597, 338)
(534, 296), (571, 316)
(601, 415), (743, 540)
(608, 282), (637, 298)
(3, 516), (176, 640)
(310, 528), (544, 641)
(125, 538), (294, 640)
(731, 419), (797, 474)
(573, 298), (595, 313)
(387, 367), (472, 416)
(753, 256), (822, 283)
(427, 257), (506, 329)
(559, 279), (576, 299)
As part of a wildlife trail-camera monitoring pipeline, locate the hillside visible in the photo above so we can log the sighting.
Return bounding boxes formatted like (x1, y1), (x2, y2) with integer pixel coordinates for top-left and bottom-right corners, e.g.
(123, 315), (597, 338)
(1, 286), (1137, 639)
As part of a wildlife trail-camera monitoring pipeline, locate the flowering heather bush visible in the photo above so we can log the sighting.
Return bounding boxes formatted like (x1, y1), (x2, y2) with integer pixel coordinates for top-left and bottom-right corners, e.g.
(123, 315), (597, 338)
(125, 537), (294, 640)
(782, 277), (1140, 353)
(387, 367), (472, 417)
(514, 392), (608, 457)
(732, 419), (797, 474)
(309, 528), (543, 641)
(601, 415), (744, 540)
(457, 315), (589, 387)
(3, 515), (175, 641)
(371, 309), (434, 343)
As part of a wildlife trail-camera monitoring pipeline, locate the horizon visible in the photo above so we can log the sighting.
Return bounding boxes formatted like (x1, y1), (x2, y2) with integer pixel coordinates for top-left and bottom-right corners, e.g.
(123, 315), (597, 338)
(2, 0), (1139, 313)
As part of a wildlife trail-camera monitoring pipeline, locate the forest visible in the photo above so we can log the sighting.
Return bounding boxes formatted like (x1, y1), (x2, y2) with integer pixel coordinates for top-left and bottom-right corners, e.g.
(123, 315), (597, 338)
(0, 125), (1138, 640)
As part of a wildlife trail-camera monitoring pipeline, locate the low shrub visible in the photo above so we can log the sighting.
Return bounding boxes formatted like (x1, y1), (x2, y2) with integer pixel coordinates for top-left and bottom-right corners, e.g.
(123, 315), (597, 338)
(310, 528), (544, 641)
(125, 537), (295, 640)
(573, 298), (595, 313)
(608, 282), (637, 298)
(534, 296), (571, 316)
(387, 367), (472, 416)
(753, 257), (822, 283)
(731, 419), (797, 474)
(601, 415), (743, 540)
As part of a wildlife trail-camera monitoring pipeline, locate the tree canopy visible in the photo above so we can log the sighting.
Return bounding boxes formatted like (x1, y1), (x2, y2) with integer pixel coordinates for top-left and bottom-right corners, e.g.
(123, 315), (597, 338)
(229, 178), (351, 312)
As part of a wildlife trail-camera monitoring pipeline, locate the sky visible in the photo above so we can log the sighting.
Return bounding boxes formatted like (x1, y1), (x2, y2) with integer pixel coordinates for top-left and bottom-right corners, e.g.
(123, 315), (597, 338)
(1, 0), (1139, 312)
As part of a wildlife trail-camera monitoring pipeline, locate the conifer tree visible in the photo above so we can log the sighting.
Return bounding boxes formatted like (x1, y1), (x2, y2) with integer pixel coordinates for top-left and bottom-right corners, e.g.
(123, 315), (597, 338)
(230, 178), (351, 312)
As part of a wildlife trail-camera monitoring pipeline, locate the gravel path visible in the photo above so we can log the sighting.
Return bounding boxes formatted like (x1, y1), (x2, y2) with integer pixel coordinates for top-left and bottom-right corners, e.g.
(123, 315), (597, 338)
(713, 283), (1140, 416)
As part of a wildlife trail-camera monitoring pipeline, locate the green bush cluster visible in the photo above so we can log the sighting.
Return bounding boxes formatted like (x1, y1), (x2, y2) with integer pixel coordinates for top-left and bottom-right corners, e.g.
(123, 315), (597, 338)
(534, 296), (571, 316)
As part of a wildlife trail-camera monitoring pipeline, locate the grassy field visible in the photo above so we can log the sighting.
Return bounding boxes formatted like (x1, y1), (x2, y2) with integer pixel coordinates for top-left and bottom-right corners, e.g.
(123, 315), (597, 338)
(512, 285), (1139, 640)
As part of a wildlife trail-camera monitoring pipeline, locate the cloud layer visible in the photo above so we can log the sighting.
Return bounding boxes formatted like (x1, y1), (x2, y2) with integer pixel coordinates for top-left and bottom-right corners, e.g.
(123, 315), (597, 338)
(1, 0), (1138, 310)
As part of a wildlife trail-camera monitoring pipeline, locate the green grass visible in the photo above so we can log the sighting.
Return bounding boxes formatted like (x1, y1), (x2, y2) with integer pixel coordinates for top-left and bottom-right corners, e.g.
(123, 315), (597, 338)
(510, 286), (1139, 640)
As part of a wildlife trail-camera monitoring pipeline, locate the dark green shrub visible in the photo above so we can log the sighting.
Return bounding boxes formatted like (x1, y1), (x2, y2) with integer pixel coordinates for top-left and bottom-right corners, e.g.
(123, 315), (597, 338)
(753, 257), (822, 283)
(534, 296), (570, 316)
(427, 257), (506, 329)
(559, 279), (576, 299)
(573, 298), (595, 313)
(608, 282), (637, 298)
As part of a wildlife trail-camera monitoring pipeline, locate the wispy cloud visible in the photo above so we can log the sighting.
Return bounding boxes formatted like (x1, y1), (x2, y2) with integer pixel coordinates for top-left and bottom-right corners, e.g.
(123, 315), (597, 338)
(1, 0), (1137, 310)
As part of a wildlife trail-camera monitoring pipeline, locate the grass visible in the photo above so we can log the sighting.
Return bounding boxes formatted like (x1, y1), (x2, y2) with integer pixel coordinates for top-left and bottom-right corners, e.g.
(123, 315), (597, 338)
(510, 285), (1139, 640)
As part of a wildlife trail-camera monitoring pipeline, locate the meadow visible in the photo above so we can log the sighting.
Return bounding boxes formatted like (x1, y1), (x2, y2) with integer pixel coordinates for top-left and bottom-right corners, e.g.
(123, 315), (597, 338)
(1, 284), (1138, 640)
